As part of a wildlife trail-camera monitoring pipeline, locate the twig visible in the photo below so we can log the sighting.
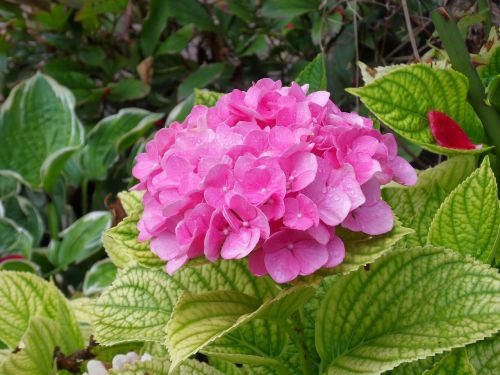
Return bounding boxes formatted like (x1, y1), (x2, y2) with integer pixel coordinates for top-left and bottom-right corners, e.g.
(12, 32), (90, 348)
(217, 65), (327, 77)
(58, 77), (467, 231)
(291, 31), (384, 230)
(402, 0), (420, 61)
(54, 336), (98, 374)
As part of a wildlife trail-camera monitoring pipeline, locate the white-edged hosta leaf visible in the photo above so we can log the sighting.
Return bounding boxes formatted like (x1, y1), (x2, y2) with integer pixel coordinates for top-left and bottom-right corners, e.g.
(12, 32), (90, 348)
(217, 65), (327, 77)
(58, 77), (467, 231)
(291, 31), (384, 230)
(422, 349), (475, 375)
(347, 64), (485, 153)
(315, 246), (500, 375)
(117, 191), (143, 216)
(0, 317), (67, 375)
(333, 220), (412, 274)
(81, 109), (163, 180)
(103, 213), (164, 268)
(0, 217), (32, 257)
(0, 172), (19, 200)
(49, 211), (112, 269)
(467, 335), (500, 374)
(0, 73), (83, 188)
(428, 157), (500, 263)
(295, 54), (327, 92)
(2, 196), (44, 246)
(194, 89), (223, 107)
(83, 258), (117, 295)
(0, 271), (82, 350)
(167, 285), (314, 371)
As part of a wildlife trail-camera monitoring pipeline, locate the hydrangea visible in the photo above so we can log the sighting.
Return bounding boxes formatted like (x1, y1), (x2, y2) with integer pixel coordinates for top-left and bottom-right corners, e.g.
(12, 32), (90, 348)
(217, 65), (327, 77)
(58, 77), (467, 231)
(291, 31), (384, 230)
(132, 79), (417, 283)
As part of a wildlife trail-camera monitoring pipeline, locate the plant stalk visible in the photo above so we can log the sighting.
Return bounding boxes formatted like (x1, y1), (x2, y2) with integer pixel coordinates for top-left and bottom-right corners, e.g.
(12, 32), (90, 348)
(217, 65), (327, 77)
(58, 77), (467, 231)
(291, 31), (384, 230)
(431, 8), (500, 161)
(47, 200), (59, 240)
(82, 178), (88, 214)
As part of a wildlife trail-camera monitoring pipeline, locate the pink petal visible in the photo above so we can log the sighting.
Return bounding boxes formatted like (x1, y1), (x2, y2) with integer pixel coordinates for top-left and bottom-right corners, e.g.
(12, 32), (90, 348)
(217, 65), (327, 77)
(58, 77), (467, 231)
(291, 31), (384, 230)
(324, 236), (345, 268)
(307, 222), (332, 245)
(283, 194), (319, 230)
(166, 255), (189, 275)
(318, 187), (351, 226)
(264, 248), (300, 283)
(293, 240), (328, 275)
(390, 156), (418, 186)
(248, 247), (268, 276)
(221, 227), (260, 259)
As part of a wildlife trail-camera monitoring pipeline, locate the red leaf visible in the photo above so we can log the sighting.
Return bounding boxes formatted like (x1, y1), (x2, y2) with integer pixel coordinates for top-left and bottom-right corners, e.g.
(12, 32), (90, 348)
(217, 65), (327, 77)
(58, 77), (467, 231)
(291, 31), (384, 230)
(427, 110), (477, 150)
(0, 254), (25, 263)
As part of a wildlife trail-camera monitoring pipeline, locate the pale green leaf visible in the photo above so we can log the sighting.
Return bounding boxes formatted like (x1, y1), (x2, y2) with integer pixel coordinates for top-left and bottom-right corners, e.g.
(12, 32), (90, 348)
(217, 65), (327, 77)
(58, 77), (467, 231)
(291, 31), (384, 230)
(315, 246), (500, 375)
(478, 46), (500, 82)
(0, 271), (82, 350)
(0, 317), (67, 375)
(423, 349), (475, 375)
(347, 64), (485, 153)
(49, 211), (112, 268)
(333, 220), (413, 274)
(295, 54), (327, 92)
(467, 335), (500, 374)
(358, 62), (405, 85)
(2, 196), (44, 246)
(0, 73), (83, 188)
(194, 89), (224, 107)
(117, 191), (143, 216)
(428, 157), (500, 263)
(81, 109), (163, 180)
(109, 357), (224, 375)
(167, 285), (314, 371)
(0, 217), (32, 257)
(103, 213), (164, 268)
(384, 354), (444, 375)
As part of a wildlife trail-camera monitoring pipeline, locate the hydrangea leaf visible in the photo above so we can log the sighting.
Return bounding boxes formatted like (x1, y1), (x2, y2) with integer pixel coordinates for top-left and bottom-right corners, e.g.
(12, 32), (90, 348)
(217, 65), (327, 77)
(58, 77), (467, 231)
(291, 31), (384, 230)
(467, 335), (500, 374)
(117, 191), (143, 216)
(428, 157), (500, 263)
(109, 358), (224, 375)
(93, 261), (281, 352)
(103, 213), (164, 268)
(49, 211), (112, 269)
(422, 349), (475, 375)
(0, 317), (68, 375)
(333, 220), (413, 274)
(295, 54), (327, 92)
(167, 285), (314, 371)
(384, 354), (444, 375)
(358, 62), (405, 85)
(315, 246), (500, 375)
(0, 272), (82, 350)
(0, 73), (84, 188)
(347, 64), (485, 153)
(81, 109), (163, 180)
(194, 89), (223, 107)
(486, 75), (500, 111)
(2, 196), (44, 246)
(478, 46), (500, 82)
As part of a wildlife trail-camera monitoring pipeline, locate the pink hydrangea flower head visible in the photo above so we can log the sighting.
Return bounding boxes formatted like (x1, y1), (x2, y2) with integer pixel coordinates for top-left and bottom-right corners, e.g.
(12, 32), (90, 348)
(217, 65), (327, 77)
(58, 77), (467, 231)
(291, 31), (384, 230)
(132, 78), (417, 282)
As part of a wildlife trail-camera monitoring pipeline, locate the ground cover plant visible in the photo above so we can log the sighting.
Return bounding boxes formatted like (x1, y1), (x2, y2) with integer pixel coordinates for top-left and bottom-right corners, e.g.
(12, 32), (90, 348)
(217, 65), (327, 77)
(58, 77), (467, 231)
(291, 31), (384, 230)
(0, 1), (499, 375)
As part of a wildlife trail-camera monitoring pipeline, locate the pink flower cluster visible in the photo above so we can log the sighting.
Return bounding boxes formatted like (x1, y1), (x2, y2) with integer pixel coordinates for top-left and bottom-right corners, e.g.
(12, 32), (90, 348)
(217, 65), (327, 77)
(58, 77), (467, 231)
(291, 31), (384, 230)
(132, 79), (417, 283)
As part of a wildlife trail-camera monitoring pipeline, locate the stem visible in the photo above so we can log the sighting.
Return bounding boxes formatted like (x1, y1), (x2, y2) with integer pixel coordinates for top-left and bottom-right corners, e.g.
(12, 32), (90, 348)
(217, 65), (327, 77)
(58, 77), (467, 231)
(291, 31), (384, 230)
(431, 8), (500, 161)
(47, 200), (59, 240)
(402, 0), (420, 61)
(478, 0), (492, 33)
(286, 310), (313, 375)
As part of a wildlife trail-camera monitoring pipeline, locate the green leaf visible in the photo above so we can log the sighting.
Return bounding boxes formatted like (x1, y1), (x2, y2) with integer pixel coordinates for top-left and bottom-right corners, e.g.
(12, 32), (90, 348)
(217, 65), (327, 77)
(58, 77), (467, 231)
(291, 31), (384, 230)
(0, 73), (84, 188)
(262, 0), (320, 18)
(332, 220), (413, 274)
(478, 46), (500, 82)
(467, 336), (500, 374)
(93, 261), (279, 345)
(428, 157), (500, 263)
(0, 317), (70, 375)
(423, 349), (475, 375)
(157, 24), (195, 55)
(295, 54), (327, 92)
(2, 196), (44, 246)
(315, 246), (500, 374)
(103, 213), (164, 268)
(166, 93), (195, 125)
(178, 64), (225, 100)
(347, 64), (485, 154)
(108, 79), (150, 103)
(486, 74), (500, 111)
(0, 259), (39, 274)
(0, 271), (82, 350)
(140, 0), (171, 56)
(49, 211), (112, 269)
(78, 46), (105, 67)
(194, 89), (224, 107)
(164, 0), (215, 31)
(109, 357), (224, 375)
(384, 354), (444, 375)
(0, 172), (19, 200)
(117, 191), (143, 216)
(167, 285), (314, 371)
(0, 218), (32, 258)
(83, 258), (118, 295)
(81, 109), (162, 180)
